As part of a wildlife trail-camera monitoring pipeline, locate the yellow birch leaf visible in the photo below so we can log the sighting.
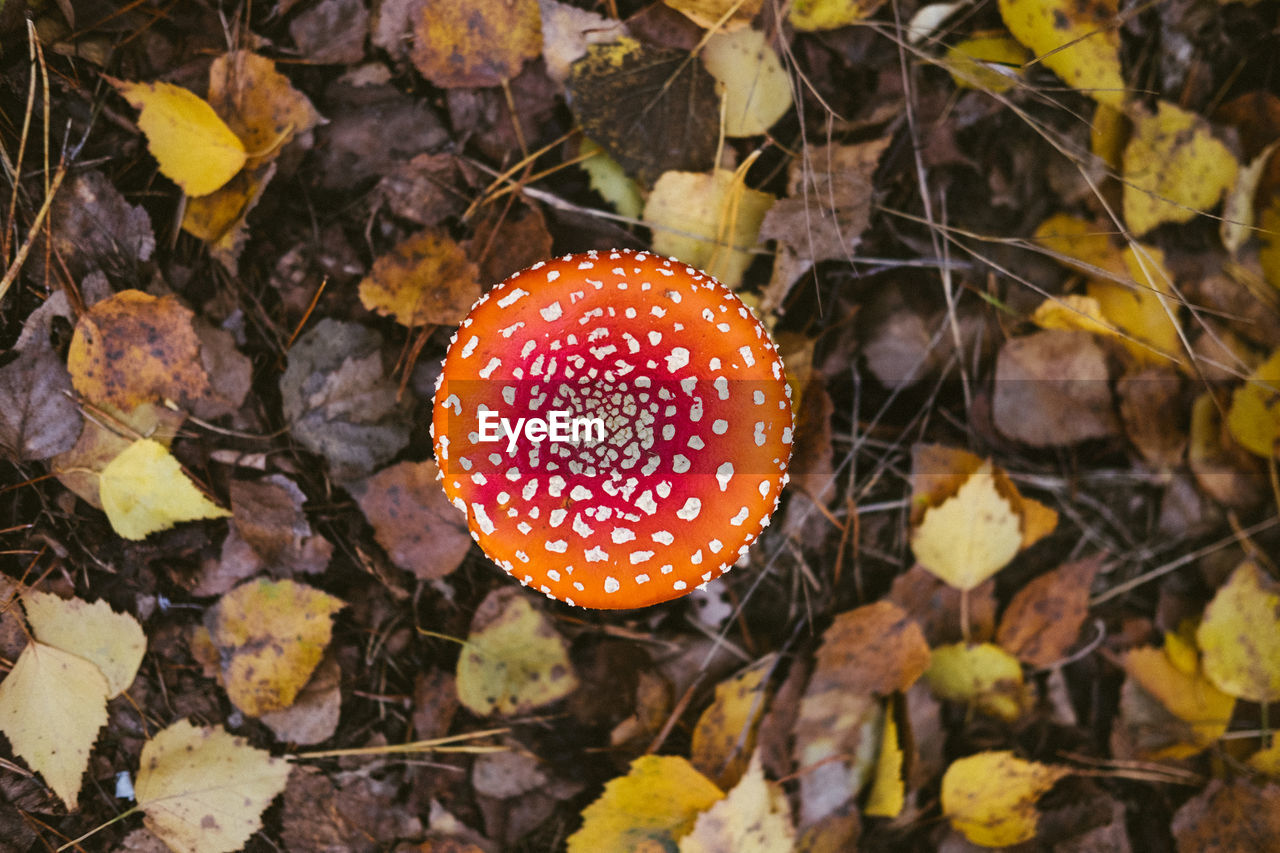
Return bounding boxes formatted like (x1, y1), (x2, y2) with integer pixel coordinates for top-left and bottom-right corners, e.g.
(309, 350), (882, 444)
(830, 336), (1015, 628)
(943, 32), (1030, 93)
(1226, 348), (1280, 458)
(1123, 101), (1240, 236)
(644, 168), (775, 288)
(998, 0), (1124, 106)
(691, 654), (776, 790)
(678, 753), (795, 853)
(456, 588), (579, 716)
(1121, 645), (1235, 754)
(1031, 294), (1120, 338)
(789, 0), (885, 31)
(701, 28), (793, 138)
(864, 697), (905, 818)
(99, 439), (230, 541)
(910, 461), (1023, 591)
(925, 642), (1029, 722)
(136, 719), (291, 853)
(207, 579), (345, 717)
(664, 0), (762, 29)
(22, 590), (145, 698)
(111, 79), (246, 197)
(941, 751), (1070, 846)
(1196, 561), (1280, 702)
(53, 401), (185, 511)
(567, 755), (724, 853)
(0, 641), (109, 809)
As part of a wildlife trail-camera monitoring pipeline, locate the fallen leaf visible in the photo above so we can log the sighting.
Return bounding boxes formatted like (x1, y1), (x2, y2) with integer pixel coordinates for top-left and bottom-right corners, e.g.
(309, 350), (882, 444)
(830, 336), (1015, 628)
(53, 402), (185, 511)
(911, 461), (1023, 591)
(358, 229), (481, 326)
(887, 564), (998, 645)
(812, 601), (932, 696)
(691, 654), (777, 790)
(789, 0), (884, 31)
(136, 719), (291, 853)
(941, 751), (1070, 846)
(567, 755), (723, 853)
(1120, 644), (1234, 756)
(206, 578), (345, 716)
(411, 0), (542, 88)
(1196, 561), (1280, 702)
(678, 753), (794, 853)
(996, 556), (1101, 667)
(207, 51), (321, 169)
(644, 168), (775, 287)
(1190, 392), (1268, 507)
(289, 0), (369, 64)
(664, 0), (762, 29)
(37, 169), (155, 279)
(180, 164), (276, 269)
(373, 152), (472, 226)
(1226, 347), (1280, 458)
(67, 289), (210, 410)
(99, 438), (231, 540)
(229, 476), (333, 576)
(258, 656), (342, 745)
(1171, 779), (1280, 853)
(1123, 101), (1240, 236)
(792, 676), (882, 825)
(350, 459), (473, 581)
(1117, 367), (1188, 466)
(863, 697), (905, 818)
(568, 38), (720, 186)
(111, 78), (247, 196)
(0, 335), (80, 462)
(0, 641), (109, 809)
(22, 590), (145, 697)
(577, 138), (644, 219)
(925, 642), (1029, 722)
(993, 329), (1120, 446)
(998, 0), (1124, 106)
(943, 31), (1030, 93)
(279, 318), (412, 483)
(700, 28), (792, 138)
(455, 587), (578, 716)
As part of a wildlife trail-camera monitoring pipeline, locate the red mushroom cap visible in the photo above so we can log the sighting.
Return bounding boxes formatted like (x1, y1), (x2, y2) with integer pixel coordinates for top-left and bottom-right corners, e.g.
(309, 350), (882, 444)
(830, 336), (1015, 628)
(431, 249), (793, 608)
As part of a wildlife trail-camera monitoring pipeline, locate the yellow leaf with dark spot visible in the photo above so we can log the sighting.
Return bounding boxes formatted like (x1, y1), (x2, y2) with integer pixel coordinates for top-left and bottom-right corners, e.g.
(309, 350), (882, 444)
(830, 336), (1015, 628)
(925, 642), (1029, 722)
(1123, 101), (1240, 236)
(1226, 348), (1280, 458)
(941, 751), (1069, 846)
(358, 229), (482, 327)
(67, 289), (210, 409)
(998, 0), (1124, 106)
(207, 579), (345, 717)
(111, 78), (246, 197)
(567, 755), (724, 853)
(136, 719), (291, 853)
(411, 0), (542, 88)
(1196, 561), (1280, 702)
(99, 439), (230, 541)
(456, 588), (579, 716)
(0, 641), (109, 809)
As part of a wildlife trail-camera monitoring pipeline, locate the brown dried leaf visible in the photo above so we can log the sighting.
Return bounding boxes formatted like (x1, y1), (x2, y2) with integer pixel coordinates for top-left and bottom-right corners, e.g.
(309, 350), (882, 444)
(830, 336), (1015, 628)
(811, 602), (931, 696)
(887, 565), (997, 645)
(358, 229), (481, 326)
(993, 329), (1120, 447)
(411, 0), (542, 88)
(351, 459), (473, 581)
(289, 0), (369, 65)
(996, 556), (1101, 667)
(1117, 368), (1188, 467)
(1171, 779), (1280, 853)
(230, 476), (333, 576)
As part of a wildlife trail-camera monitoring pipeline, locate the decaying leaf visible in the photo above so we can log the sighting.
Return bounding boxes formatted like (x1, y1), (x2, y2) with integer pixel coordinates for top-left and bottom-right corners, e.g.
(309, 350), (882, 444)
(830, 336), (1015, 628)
(996, 556), (1101, 667)
(1171, 779), (1280, 853)
(411, 0), (543, 88)
(664, 0), (762, 29)
(998, 0), (1124, 106)
(22, 590), (145, 697)
(110, 78), (247, 196)
(229, 476), (333, 576)
(691, 653), (777, 790)
(358, 229), (481, 326)
(0, 641), (109, 809)
(456, 587), (578, 716)
(258, 656), (342, 745)
(99, 438), (231, 540)
(1123, 101), (1240, 236)
(1196, 561), (1280, 702)
(67, 289), (210, 410)
(644, 168), (775, 287)
(206, 578), (345, 716)
(567, 755), (723, 853)
(925, 642), (1029, 722)
(136, 719), (291, 853)
(941, 751), (1069, 846)
(700, 28), (792, 138)
(677, 753), (794, 853)
(568, 38), (720, 186)
(812, 601), (931, 696)
(0, 334), (81, 462)
(539, 0), (630, 85)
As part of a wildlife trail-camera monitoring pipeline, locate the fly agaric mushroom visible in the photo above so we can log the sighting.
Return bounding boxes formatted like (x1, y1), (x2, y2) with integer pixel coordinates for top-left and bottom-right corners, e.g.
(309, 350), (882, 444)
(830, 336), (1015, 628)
(431, 250), (792, 609)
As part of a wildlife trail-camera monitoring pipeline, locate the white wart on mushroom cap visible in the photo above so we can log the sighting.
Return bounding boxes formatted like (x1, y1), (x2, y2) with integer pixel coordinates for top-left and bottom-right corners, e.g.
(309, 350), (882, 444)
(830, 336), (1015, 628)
(432, 249), (793, 609)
